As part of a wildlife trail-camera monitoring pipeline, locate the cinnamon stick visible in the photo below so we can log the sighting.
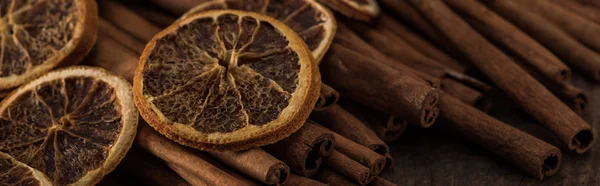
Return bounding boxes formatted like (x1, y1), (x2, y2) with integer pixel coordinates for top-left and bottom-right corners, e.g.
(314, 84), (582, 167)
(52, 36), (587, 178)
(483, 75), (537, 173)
(325, 150), (373, 185)
(548, 0), (600, 24)
(309, 123), (386, 176)
(136, 123), (252, 185)
(128, 3), (177, 27)
(314, 84), (340, 111)
(98, 0), (162, 42)
(482, 0), (600, 81)
(340, 100), (408, 144)
(512, 0), (600, 55)
(263, 122), (335, 177)
(83, 31), (138, 81)
(411, 0), (595, 153)
(322, 42), (440, 128)
(118, 148), (190, 186)
(287, 174), (327, 186)
(379, 0), (460, 57)
(377, 13), (466, 72)
(344, 21), (487, 107)
(314, 167), (360, 186)
(345, 20), (453, 79)
(368, 177), (397, 186)
(334, 24), (441, 89)
(98, 18), (146, 54)
(167, 164), (210, 186)
(439, 94), (562, 179)
(208, 149), (290, 185)
(446, 0), (571, 87)
(311, 104), (389, 156)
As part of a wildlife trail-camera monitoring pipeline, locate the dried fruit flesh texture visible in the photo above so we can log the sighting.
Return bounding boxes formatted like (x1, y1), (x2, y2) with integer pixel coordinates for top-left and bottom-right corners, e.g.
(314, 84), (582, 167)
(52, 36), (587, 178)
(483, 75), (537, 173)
(187, 0), (330, 57)
(0, 0), (78, 78)
(0, 152), (48, 186)
(143, 13), (302, 133)
(0, 77), (124, 185)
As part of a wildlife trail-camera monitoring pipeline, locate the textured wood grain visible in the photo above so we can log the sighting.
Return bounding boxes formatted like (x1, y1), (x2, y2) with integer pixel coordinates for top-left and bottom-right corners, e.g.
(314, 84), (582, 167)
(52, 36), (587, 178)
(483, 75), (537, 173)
(381, 73), (599, 185)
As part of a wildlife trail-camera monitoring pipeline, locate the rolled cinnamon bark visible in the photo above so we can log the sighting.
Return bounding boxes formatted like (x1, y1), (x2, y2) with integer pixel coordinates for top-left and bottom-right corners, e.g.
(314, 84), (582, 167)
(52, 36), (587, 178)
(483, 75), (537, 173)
(311, 104), (388, 155)
(314, 167), (360, 186)
(83, 31), (138, 81)
(377, 13), (465, 72)
(167, 164), (209, 186)
(314, 84), (340, 111)
(136, 123), (251, 185)
(208, 149), (290, 185)
(445, 0), (571, 87)
(98, 18), (146, 54)
(410, 0), (595, 153)
(483, 0), (600, 81)
(511, 0), (600, 55)
(340, 100), (408, 144)
(343, 22), (486, 106)
(368, 177), (397, 186)
(325, 150), (373, 185)
(263, 122), (335, 177)
(119, 148), (191, 186)
(128, 3), (177, 27)
(439, 94), (562, 179)
(322, 43), (440, 128)
(379, 0), (459, 57)
(309, 123), (386, 175)
(345, 20), (451, 79)
(334, 24), (441, 89)
(98, 0), (162, 42)
(149, 0), (207, 15)
(548, 0), (600, 24)
(287, 174), (327, 186)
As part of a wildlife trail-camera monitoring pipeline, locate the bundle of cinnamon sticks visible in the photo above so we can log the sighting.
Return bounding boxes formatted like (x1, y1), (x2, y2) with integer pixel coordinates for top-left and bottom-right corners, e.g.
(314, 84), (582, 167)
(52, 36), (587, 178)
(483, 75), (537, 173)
(86, 0), (600, 184)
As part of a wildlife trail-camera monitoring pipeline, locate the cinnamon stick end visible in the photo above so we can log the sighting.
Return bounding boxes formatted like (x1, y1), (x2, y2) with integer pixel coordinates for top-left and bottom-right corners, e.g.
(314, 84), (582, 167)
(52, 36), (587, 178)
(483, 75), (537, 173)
(539, 149), (561, 180)
(318, 138), (335, 157)
(557, 69), (571, 83)
(267, 163), (290, 185)
(314, 91), (340, 112)
(420, 90), (441, 128)
(572, 129), (595, 154)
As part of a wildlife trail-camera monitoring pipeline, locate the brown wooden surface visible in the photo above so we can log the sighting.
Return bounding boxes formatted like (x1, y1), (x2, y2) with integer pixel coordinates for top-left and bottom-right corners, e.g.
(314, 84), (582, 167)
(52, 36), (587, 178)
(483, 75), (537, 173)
(381, 73), (599, 185)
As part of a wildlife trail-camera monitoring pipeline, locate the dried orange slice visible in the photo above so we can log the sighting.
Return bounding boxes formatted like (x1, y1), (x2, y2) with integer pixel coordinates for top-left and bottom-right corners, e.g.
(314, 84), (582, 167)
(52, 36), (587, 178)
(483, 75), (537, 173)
(318, 0), (379, 21)
(0, 66), (138, 185)
(134, 10), (320, 151)
(0, 152), (52, 186)
(181, 0), (336, 63)
(0, 0), (98, 91)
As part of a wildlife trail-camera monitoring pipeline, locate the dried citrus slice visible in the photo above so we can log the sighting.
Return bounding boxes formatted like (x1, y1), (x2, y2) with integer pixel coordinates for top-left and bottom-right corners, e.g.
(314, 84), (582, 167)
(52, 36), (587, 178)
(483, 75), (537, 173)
(317, 0), (379, 21)
(0, 66), (138, 185)
(0, 0), (98, 91)
(181, 0), (336, 63)
(0, 152), (52, 186)
(134, 10), (320, 151)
